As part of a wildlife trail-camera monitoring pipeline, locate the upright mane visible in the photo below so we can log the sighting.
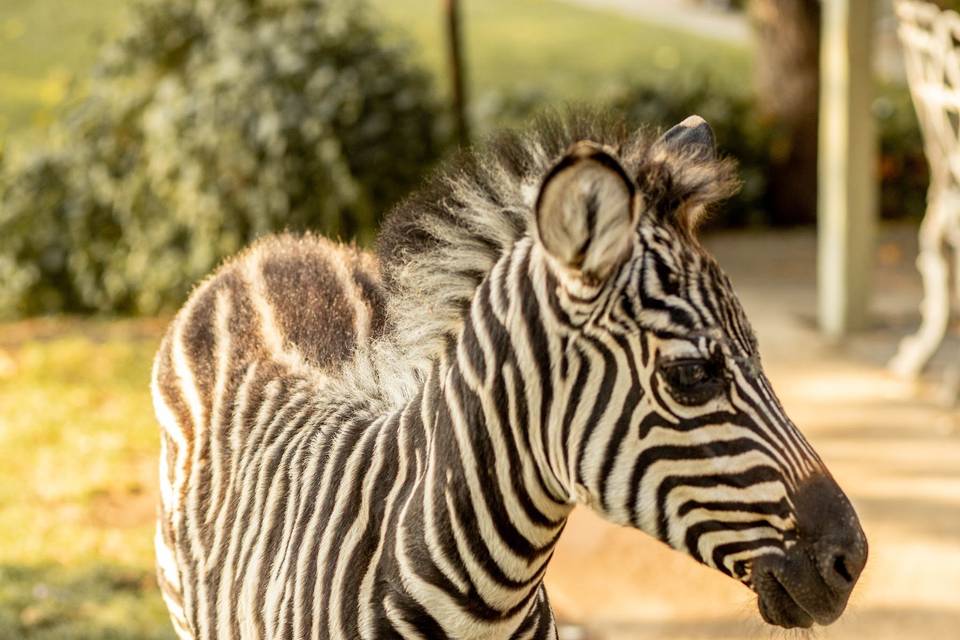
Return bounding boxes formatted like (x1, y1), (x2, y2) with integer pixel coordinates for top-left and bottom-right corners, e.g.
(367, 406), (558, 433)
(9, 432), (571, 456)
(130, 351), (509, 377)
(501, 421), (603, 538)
(373, 108), (737, 395)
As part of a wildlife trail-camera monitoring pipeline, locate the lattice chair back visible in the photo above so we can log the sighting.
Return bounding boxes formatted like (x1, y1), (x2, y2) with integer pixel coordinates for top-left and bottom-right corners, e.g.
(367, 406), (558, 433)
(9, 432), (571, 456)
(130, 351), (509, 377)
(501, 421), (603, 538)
(891, 1), (960, 400)
(898, 0), (960, 188)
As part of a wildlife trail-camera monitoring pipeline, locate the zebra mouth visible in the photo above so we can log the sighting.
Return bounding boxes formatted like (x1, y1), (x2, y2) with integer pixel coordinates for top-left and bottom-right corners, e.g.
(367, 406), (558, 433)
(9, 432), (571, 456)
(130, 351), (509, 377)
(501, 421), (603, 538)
(751, 552), (852, 629)
(753, 566), (815, 629)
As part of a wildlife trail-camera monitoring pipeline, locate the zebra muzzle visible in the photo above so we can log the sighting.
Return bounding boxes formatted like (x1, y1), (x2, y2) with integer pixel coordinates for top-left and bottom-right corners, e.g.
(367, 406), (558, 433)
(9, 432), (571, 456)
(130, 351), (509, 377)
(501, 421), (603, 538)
(752, 474), (868, 628)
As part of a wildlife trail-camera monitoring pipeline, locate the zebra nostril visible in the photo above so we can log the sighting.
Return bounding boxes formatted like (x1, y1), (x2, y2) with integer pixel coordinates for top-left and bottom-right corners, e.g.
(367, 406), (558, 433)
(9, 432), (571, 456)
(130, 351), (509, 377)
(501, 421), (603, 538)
(832, 553), (854, 584)
(792, 474), (868, 593)
(817, 539), (867, 593)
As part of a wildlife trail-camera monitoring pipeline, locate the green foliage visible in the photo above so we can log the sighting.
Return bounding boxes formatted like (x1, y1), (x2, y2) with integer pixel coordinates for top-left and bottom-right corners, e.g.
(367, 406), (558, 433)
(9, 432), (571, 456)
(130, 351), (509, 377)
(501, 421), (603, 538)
(0, 0), (445, 317)
(0, 153), (84, 316)
(875, 86), (930, 222)
(481, 75), (775, 227)
(616, 79), (930, 227)
(611, 76), (773, 228)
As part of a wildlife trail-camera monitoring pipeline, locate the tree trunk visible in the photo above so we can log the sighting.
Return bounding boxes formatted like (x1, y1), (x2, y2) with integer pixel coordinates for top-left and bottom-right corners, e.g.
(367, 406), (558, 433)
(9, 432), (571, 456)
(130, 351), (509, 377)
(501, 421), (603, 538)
(444, 0), (470, 147)
(749, 0), (821, 226)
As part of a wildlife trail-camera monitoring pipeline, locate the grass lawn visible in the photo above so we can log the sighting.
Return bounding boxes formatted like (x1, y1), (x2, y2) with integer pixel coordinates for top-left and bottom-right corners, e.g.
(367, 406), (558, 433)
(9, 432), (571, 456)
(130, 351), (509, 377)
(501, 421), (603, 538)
(0, 0), (751, 143)
(0, 0), (129, 143)
(0, 319), (173, 639)
(369, 0), (752, 106)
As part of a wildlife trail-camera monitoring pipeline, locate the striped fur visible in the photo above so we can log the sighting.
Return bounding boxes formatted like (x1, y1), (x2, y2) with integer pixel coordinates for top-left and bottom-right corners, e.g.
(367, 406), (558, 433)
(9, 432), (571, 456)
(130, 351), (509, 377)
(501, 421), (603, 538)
(153, 111), (844, 639)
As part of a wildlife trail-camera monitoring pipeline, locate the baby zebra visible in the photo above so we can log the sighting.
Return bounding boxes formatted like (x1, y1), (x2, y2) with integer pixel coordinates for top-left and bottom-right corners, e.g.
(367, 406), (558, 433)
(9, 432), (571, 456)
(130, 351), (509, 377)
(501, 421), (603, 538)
(152, 111), (867, 639)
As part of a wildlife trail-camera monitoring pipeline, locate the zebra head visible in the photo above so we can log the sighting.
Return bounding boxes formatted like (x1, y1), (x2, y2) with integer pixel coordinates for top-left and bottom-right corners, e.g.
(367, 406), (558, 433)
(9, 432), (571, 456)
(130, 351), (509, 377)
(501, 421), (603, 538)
(533, 116), (867, 629)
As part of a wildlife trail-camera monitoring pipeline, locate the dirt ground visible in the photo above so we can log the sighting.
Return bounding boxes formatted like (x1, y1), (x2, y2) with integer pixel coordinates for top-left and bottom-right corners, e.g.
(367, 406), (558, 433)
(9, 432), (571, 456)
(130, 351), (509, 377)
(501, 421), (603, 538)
(545, 226), (960, 639)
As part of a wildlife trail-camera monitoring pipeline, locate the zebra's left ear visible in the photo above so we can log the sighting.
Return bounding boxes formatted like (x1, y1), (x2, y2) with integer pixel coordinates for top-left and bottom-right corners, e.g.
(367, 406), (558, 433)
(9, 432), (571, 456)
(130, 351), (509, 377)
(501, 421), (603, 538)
(656, 115), (717, 162)
(535, 142), (636, 287)
(644, 115), (740, 232)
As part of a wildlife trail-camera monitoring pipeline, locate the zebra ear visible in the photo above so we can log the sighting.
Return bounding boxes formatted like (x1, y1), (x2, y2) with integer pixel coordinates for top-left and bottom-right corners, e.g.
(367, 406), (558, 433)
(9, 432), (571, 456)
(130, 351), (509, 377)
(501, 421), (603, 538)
(535, 142), (636, 286)
(644, 115), (740, 233)
(655, 115), (716, 161)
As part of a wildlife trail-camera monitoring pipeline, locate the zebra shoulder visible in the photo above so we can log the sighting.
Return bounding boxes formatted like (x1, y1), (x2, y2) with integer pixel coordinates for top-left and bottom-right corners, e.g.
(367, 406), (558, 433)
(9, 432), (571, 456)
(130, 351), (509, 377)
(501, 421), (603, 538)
(152, 233), (386, 434)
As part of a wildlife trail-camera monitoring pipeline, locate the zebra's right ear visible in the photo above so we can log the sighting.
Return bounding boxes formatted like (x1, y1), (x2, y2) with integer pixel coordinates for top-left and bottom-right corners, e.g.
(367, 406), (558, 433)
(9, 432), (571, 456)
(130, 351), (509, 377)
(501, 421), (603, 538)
(535, 143), (636, 286)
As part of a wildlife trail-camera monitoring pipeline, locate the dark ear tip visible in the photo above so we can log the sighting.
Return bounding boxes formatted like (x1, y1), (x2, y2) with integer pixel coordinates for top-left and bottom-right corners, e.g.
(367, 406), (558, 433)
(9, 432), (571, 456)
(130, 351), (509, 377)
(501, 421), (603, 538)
(659, 115), (716, 158)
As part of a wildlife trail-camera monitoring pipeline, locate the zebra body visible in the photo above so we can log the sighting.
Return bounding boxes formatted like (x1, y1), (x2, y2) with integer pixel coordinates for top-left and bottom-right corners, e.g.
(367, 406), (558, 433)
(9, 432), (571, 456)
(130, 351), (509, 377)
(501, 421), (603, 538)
(153, 112), (867, 639)
(153, 235), (565, 639)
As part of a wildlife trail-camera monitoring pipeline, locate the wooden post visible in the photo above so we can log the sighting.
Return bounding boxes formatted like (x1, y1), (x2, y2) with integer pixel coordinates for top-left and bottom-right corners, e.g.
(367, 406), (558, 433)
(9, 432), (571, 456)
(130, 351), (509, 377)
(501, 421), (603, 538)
(444, 0), (469, 147)
(817, 0), (877, 340)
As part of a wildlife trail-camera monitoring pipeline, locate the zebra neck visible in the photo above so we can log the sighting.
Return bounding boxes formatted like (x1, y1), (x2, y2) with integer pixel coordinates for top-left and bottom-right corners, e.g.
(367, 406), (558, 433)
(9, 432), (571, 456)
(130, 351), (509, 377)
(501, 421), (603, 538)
(388, 247), (575, 625)
(391, 362), (570, 627)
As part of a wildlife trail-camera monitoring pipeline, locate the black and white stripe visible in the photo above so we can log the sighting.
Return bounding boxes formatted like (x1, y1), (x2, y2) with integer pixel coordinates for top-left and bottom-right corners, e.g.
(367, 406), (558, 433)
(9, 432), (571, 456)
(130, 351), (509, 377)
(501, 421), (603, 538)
(152, 112), (850, 639)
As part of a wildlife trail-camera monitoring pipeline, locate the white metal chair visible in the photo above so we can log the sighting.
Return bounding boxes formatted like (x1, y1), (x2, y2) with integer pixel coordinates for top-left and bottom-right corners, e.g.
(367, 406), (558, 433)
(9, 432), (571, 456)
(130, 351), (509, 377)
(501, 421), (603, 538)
(890, 1), (960, 386)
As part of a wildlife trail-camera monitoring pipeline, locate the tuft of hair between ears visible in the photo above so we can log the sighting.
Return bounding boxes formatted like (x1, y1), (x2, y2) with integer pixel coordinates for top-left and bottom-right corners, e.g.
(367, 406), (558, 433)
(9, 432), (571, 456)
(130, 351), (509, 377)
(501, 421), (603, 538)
(638, 142), (742, 237)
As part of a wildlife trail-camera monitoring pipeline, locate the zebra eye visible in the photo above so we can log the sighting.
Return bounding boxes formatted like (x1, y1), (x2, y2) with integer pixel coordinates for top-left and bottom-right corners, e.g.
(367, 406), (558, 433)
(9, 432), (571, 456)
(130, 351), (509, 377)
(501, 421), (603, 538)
(659, 358), (725, 405)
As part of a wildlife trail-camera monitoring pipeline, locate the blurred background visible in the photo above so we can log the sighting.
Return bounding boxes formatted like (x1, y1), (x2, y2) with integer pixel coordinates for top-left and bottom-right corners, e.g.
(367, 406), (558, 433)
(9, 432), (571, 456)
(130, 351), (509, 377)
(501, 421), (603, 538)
(0, 0), (957, 638)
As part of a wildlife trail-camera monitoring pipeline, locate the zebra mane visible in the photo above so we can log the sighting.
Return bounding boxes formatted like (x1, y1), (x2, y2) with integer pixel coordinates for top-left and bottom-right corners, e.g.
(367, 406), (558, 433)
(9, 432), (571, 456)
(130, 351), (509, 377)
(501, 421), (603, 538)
(373, 108), (738, 396)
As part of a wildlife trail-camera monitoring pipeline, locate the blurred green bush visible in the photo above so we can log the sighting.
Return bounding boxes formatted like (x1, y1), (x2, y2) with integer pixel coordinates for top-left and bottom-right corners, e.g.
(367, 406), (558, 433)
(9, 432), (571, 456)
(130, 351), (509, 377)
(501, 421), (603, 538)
(0, 0), (446, 317)
(623, 78), (930, 228)
(611, 77), (772, 228)
(874, 86), (930, 223)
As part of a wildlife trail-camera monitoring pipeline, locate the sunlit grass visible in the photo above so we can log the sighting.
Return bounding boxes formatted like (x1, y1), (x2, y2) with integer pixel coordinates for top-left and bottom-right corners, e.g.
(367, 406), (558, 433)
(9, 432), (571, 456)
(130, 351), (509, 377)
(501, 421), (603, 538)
(0, 0), (751, 142)
(369, 0), (752, 106)
(0, 0), (128, 141)
(0, 319), (173, 639)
